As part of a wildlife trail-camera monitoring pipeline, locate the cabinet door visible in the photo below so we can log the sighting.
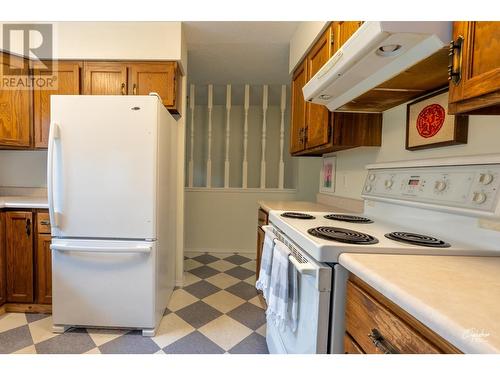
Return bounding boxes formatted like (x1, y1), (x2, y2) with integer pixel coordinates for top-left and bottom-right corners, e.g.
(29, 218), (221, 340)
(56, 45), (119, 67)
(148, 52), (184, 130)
(333, 21), (363, 53)
(256, 227), (265, 280)
(128, 62), (179, 111)
(0, 53), (32, 148)
(305, 26), (333, 150)
(6, 212), (34, 303)
(344, 334), (364, 354)
(290, 60), (308, 154)
(83, 62), (128, 95)
(0, 212), (5, 306)
(33, 61), (82, 148)
(36, 234), (52, 304)
(449, 22), (500, 112)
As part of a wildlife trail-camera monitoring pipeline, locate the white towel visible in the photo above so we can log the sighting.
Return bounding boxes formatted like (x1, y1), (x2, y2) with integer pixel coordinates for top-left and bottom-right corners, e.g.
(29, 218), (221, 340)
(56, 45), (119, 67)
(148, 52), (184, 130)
(255, 226), (276, 301)
(288, 264), (299, 333)
(266, 239), (291, 331)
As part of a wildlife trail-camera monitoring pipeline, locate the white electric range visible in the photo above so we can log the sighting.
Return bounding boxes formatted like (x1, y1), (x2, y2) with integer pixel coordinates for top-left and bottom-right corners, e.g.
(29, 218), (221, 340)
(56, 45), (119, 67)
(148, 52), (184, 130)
(265, 155), (500, 354)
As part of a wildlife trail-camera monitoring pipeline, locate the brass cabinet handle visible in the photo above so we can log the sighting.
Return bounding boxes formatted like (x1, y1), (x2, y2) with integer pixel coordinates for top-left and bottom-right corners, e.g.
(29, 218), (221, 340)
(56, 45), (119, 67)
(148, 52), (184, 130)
(121, 83), (126, 95)
(448, 35), (464, 85)
(26, 218), (31, 237)
(40, 220), (50, 226)
(133, 83), (137, 95)
(368, 329), (399, 354)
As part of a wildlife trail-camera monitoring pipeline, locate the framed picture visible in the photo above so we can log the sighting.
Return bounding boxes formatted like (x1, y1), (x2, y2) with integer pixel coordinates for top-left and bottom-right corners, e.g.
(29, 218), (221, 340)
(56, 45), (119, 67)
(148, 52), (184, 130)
(406, 88), (468, 150)
(319, 156), (336, 194)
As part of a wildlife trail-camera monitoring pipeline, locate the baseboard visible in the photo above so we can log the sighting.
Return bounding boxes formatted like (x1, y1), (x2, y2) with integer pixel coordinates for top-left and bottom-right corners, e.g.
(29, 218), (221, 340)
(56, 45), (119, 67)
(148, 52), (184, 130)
(184, 248), (255, 257)
(4, 303), (52, 314)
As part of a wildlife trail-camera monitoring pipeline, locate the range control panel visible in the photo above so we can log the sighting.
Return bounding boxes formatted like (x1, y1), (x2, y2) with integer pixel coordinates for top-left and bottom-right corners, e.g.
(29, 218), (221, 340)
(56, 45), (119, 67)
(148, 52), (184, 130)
(362, 164), (500, 214)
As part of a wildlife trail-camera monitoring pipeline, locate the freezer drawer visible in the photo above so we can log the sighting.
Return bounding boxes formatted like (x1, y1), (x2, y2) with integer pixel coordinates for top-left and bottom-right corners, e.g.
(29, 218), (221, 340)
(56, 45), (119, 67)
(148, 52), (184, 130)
(51, 239), (157, 330)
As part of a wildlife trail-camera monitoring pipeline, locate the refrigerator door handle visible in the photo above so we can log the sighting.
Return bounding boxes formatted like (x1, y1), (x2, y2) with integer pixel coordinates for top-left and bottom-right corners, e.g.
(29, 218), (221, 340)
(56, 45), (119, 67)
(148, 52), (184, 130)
(50, 243), (152, 254)
(47, 122), (61, 228)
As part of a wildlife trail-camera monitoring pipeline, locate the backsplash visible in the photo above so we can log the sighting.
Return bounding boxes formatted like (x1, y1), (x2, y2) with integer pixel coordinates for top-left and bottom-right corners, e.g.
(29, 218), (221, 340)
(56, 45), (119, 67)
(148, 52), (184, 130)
(0, 150), (47, 188)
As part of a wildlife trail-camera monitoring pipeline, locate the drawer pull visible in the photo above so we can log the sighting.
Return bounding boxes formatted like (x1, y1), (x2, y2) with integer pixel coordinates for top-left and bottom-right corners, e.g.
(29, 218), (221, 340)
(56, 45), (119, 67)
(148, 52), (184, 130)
(40, 220), (50, 226)
(368, 329), (399, 354)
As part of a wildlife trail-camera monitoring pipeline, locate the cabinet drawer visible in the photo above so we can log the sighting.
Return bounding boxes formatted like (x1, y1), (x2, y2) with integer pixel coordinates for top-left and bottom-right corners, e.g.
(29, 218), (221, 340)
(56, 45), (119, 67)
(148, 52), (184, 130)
(257, 208), (268, 228)
(37, 212), (51, 234)
(345, 280), (440, 354)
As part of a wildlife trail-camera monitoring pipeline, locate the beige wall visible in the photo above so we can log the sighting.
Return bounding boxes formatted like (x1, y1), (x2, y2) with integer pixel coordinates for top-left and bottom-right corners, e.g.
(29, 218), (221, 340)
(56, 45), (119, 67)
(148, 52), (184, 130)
(0, 151), (47, 187)
(184, 157), (322, 254)
(0, 21), (185, 70)
(289, 21), (328, 73)
(331, 103), (500, 200)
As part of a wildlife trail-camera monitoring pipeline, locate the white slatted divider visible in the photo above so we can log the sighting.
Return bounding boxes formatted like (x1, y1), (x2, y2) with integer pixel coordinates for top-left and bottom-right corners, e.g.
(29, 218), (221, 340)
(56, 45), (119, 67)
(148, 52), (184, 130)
(260, 85), (268, 189)
(224, 84), (232, 188)
(206, 84), (213, 188)
(242, 84), (250, 188)
(188, 84), (195, 187)
(278, 84), (286, 189)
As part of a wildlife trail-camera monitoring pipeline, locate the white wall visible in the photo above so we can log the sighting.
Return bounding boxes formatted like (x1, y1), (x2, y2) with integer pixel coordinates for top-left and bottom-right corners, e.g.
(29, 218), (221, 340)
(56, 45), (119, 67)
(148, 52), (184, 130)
(184, 157), (322, 254)
(0, 22), (185, 70)
(331, 104), (500, 200)
(0, 151), (47, 187)
(289, 21), (328, 73)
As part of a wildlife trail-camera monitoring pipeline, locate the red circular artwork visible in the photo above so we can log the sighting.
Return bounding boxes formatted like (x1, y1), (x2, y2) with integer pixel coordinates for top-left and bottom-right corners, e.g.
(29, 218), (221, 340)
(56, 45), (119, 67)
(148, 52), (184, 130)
(416, 104), (446, 138)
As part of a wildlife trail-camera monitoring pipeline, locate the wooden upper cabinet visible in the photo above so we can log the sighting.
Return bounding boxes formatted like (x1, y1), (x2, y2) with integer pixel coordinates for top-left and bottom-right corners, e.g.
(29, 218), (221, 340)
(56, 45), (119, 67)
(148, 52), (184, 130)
(5, 211), (34, 303)
(33, 61), (82, 148)
(83, 62), (128, 95)
(449, 21), (500, 114)
(332, 21), (363, 53)
(128, 62), (179, 112)
(290, 60), (308, 154)
(0, 53), (32, 148)
(305, 25), (333, 150)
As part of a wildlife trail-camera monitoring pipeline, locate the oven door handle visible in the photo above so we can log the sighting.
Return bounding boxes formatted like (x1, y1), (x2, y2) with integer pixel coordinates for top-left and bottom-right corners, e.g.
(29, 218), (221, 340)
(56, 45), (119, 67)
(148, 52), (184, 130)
(288, 254), (316, 276)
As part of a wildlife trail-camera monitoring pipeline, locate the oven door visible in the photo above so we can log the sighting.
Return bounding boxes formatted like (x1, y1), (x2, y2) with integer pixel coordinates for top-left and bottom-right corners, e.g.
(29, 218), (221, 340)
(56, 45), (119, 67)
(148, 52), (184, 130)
(265, 241), (332, 354)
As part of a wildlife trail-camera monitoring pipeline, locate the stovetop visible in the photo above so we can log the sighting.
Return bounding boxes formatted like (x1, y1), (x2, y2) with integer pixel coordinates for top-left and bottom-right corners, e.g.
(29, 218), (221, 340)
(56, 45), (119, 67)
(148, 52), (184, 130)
(269, 209), (500, 262)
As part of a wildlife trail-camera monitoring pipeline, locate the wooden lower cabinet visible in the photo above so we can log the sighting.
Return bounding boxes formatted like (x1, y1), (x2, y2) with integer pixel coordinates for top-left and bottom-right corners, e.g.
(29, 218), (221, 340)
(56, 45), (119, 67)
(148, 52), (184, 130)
(344, 333), (364, 354)
(0, 212), (6, 306)
(345, 275), (461, 354)
(256, 208), (269, 279)
(0, 209), (52, 310)
(36, 234), (52, 304)
(5, 211), (34, 303)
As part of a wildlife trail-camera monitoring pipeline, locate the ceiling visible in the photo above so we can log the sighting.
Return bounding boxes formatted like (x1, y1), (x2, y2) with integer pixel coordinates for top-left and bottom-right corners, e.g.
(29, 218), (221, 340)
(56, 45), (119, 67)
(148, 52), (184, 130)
(184, 21), (300, 105)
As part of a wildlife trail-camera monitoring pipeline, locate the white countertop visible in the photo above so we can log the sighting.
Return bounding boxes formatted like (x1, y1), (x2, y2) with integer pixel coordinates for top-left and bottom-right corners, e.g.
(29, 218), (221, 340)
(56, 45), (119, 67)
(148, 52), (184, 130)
(0, 196), (49, 209)
(339, 253), (500, 353)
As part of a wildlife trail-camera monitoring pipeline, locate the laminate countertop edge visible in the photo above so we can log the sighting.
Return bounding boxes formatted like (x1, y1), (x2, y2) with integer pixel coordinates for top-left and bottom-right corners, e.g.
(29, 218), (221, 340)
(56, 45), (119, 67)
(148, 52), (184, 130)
(0, 196), (49, 209)
(339, 253), (500, 354)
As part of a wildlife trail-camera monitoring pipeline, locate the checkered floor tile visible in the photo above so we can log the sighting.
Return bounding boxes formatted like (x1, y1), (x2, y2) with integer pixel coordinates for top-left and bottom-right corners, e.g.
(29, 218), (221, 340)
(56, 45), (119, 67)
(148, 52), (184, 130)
(0, 252), (268, 354)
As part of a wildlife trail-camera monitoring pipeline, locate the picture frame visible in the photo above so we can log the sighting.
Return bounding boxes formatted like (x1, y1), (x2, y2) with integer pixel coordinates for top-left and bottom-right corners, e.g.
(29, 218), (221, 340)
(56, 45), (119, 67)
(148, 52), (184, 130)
(406, 88), (468, 151)
(319, 155), (336, 194)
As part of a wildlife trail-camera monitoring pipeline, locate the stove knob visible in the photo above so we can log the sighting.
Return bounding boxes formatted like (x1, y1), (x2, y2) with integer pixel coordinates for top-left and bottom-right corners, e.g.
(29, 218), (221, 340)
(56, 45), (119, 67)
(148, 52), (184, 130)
(384, 179), (394, 189)
(434, 180), (447, 192)
(472, 191), (487, 204)
(479, 173), (494, 185)
(365, 185), (372, 192)
(368, 174), (376, 182)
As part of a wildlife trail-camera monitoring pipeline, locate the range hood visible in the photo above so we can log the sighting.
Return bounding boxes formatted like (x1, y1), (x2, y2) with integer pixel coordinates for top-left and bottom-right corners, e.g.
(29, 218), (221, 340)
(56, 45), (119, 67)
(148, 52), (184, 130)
(302, 22), (452, 112)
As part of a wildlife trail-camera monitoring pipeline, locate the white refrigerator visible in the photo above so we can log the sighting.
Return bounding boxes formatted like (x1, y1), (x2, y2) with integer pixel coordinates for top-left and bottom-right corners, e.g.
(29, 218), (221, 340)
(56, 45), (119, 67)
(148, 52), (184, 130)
(48, 95), (178, 336)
